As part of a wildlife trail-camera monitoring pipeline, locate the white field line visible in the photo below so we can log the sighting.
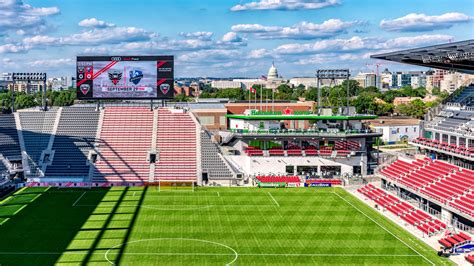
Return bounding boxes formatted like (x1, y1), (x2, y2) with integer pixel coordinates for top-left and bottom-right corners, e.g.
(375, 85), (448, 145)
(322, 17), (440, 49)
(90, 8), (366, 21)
(332, 191), (435, 266)
(73, 204), (275, 210)
(267, 192), (280, 207)
(0, 251), (421, 257)
(72, 192), (86, 207)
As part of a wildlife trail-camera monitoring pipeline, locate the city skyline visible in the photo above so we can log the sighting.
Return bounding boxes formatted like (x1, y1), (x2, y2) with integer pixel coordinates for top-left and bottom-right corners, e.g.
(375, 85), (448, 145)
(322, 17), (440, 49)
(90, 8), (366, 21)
(0, 0), (473, 77)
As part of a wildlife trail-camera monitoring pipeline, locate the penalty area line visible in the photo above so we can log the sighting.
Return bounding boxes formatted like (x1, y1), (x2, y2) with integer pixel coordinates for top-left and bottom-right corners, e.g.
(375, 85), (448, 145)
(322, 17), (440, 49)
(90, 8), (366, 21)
(332, 191), (435, 266)
(72, 192), (86, 207)
(267, 192), (279, 207)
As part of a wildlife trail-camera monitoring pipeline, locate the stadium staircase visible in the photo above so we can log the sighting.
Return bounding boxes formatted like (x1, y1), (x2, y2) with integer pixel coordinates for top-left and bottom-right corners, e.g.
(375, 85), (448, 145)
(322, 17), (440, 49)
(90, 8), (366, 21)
(380, 158), (474, 219)
(358, 184), (446, 236)
(93, 107), (154, 182)
(153, 108), (198, 181)
(201, 130), (235, 181)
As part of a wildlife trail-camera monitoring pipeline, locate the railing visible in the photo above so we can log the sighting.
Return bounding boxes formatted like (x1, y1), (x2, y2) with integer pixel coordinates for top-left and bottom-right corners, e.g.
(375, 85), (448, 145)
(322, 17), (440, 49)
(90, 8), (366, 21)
(229, 128), (375, 135)
(424, 125), (474, 137)
(453, 219), (474, 234)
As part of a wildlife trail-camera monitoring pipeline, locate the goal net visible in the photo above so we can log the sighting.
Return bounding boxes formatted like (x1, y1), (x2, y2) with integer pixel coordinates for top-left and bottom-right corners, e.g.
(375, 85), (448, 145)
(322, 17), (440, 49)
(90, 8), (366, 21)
(158, 181), (195, 192)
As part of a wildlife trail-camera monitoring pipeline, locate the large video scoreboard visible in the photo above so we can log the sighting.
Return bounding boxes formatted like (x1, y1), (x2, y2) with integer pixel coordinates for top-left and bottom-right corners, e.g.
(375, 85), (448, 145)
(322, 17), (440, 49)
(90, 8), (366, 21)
(76, 56), (173, 100)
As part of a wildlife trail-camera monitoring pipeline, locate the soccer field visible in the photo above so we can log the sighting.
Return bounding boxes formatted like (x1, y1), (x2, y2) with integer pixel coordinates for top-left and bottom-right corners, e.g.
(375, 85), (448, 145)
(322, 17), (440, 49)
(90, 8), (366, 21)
(0, 186), (453, 265)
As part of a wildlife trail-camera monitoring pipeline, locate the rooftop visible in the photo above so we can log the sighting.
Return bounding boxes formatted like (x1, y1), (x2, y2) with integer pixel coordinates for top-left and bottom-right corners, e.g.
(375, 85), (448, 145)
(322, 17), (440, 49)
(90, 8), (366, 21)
(368, 117), (420, 127)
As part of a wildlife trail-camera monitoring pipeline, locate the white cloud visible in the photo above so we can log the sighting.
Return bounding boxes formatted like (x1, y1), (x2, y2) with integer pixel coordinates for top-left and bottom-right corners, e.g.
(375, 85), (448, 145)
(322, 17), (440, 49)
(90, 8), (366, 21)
(231, 19), (364, 39)
(23, 35), (58, 45)
(380, 12), (474, 32)
(0, 43), (31, 53)
(231, 0), (340, 11)
(274, 34), (453, 55)
(248, 48), (272, 59)
(274, 36), (366, 54)
(221, 32), (243, 42)
(22, 26), (154, 48)
(30, 58), (74, 67)
(78, 18), (115, 28)
(0, 0), (60, 35)
(178, 49), (241, 63)
(82, 34), (246, 56)
(179, 31), (213, 40)
(63, 27), (154, 45)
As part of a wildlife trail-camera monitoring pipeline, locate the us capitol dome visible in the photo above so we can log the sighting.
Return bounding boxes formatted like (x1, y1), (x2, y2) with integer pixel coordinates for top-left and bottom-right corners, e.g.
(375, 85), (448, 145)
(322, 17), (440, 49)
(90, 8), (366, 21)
(267, 62), (279, 80)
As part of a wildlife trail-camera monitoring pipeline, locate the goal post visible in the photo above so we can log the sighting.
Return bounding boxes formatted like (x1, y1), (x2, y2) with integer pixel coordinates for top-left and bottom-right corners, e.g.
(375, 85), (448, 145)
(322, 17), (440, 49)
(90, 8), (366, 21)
(158, 180), (195, 192)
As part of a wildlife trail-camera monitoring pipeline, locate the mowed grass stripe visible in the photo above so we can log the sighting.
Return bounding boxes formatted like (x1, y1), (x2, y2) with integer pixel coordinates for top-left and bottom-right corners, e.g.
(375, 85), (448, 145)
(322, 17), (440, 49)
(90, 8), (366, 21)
(0, 187), (454, 265)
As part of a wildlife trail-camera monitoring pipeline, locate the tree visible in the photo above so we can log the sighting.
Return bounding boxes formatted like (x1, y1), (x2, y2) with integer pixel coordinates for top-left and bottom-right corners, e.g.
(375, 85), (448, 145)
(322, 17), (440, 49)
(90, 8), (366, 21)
(174, 93), (191, 102)
(277, 84), (293, 94)
(304, 87), (318, 101)
(341, 79), (361, 96)
(395, 99), (427, 119)
(431, 87), (441, 96)
(353, 93), (377, 114)
(15, 93), (36, 110)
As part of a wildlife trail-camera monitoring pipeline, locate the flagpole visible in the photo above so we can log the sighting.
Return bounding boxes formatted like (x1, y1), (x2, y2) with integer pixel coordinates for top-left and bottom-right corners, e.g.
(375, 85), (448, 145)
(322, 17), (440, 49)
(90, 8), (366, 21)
(255, 86), (258, 110)
(248, 86), (250, 111)
(272, 88), (275, 112)
(266, 89), (268, 112)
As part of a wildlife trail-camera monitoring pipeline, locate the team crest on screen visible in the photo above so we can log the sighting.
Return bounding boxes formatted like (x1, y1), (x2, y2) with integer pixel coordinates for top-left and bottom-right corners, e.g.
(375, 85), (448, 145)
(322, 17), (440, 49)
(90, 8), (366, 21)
(160, 83), (170, 94)
(80, 84), (90, 95)
(129, 70), (143, 85)
(108, 70), (122, 85)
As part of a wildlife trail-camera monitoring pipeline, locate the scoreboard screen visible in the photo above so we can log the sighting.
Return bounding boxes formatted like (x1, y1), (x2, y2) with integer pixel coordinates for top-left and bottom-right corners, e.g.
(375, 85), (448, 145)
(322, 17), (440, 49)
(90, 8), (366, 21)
(76, 56), (173, 100)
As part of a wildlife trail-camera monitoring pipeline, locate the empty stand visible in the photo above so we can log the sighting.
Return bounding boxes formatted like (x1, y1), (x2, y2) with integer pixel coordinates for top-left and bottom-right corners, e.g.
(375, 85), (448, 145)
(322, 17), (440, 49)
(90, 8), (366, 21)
(245, 146), (263, 156)
(45, 107), (99, 178)
(438, 232), (471, 249)
(0, 114), (21, 160)
(93, 107), (153, 182)
(154, 108), (197, 181)
(201, 130), (234, 180)
(380, 159), (474, 219)
(358, 184), (445, 235)
(18, 109), (58, 176)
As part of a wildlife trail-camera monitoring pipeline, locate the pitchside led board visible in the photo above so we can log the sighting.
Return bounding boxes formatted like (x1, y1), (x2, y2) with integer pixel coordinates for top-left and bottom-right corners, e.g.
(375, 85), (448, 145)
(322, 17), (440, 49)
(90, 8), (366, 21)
(76, 56), (174, 100)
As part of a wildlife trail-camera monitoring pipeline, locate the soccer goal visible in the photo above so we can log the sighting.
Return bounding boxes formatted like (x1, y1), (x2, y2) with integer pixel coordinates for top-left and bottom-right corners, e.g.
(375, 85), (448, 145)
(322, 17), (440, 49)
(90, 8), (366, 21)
(157, 180), (195, 192)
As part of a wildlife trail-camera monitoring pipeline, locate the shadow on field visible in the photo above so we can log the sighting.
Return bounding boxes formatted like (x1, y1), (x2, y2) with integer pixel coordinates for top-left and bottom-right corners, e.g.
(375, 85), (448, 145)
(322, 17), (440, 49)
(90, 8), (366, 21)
(0, 186), (148, 265)
(78, 186), (147, 265)
(0, 187), (109, 265)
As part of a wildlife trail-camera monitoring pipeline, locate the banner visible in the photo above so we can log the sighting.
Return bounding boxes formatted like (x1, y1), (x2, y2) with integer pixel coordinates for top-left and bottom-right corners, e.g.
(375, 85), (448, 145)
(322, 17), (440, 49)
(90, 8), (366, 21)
(305, 183), (332, 187)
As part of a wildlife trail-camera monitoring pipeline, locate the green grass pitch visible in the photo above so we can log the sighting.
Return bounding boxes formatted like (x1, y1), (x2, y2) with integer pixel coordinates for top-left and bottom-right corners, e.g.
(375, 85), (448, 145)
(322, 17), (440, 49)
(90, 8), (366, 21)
(0, 186), (454, 265)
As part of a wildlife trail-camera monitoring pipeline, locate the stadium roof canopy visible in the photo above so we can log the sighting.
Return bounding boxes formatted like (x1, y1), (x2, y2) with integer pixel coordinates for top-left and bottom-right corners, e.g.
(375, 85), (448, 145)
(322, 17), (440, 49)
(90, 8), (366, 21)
(371, 39), (474, 74)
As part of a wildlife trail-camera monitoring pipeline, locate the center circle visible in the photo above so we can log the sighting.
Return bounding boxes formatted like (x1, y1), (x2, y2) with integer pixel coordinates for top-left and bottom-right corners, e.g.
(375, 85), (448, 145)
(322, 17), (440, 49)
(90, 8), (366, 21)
(104, 238), (238, 265)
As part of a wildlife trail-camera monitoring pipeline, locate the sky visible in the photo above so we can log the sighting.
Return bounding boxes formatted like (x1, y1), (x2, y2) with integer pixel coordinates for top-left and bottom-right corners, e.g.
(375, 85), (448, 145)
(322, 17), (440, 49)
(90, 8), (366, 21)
(0, 0), (473, 78)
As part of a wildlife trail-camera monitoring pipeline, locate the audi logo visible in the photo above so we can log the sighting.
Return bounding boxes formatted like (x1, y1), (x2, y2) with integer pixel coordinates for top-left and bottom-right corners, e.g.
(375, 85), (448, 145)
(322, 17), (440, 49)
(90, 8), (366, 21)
(111, 57), (122, 61)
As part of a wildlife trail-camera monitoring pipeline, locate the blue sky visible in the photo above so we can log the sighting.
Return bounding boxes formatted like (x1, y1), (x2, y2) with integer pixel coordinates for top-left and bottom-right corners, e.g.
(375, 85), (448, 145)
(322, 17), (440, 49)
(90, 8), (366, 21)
(1, 0), (473, 78)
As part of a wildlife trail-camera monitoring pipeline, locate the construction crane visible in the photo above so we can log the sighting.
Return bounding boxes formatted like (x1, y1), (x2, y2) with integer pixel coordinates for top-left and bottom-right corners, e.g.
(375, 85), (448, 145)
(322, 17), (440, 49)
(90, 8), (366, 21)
(365, 63), (383, 75)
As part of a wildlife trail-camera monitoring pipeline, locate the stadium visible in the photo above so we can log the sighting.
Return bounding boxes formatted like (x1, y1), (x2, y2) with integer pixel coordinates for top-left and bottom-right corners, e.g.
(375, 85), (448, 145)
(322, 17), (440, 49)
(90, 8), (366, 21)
(0, 40), (473, 266)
